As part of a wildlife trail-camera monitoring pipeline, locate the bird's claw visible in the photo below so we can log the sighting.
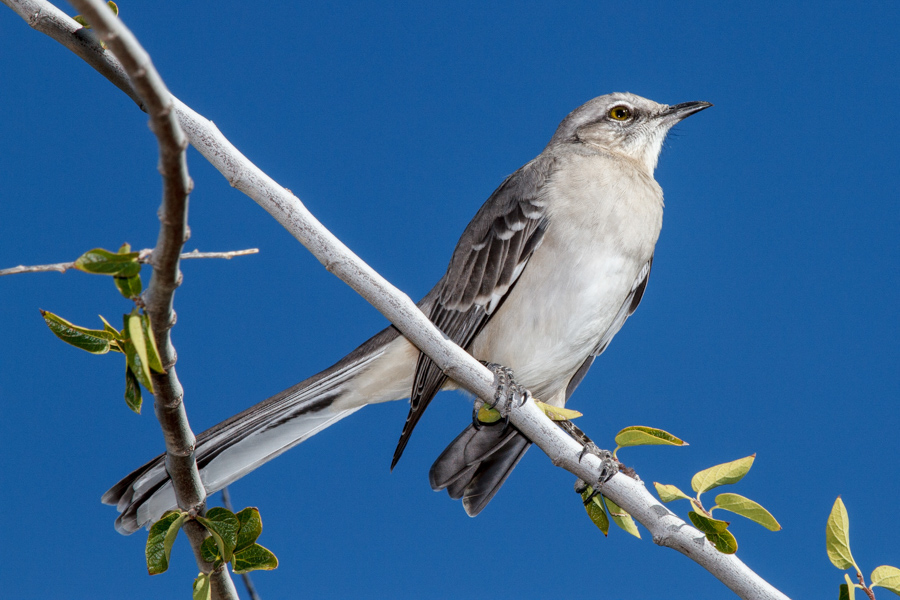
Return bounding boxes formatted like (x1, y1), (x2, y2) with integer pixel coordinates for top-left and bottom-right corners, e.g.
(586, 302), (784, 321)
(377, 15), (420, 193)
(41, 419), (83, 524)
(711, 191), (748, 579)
(483, 362), (531, 413)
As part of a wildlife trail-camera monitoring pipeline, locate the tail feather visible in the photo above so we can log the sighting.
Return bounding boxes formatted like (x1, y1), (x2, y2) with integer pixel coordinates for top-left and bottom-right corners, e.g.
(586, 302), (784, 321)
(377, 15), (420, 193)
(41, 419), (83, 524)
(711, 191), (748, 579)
(104, 325), (404, 534)
(430, 423), (531, 516)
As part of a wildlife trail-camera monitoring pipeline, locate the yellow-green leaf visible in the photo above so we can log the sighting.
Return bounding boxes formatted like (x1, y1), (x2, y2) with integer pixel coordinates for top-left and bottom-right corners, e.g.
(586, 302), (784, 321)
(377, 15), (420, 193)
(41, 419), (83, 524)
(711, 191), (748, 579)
(193, 573), (211, 600)
(605, 496), (640, 539)
(580, 486), (609, 536)
(140, 312), (164, 373)
(124, 312), (154, 392)
(476, 404), (502, 424)
(200, 536), (219, 563)
(714, 493), (781, 531)
(146, 510), (187, 575)
(107, 1), (119, 16)
(691, 455), (755, 494)
(843, 574), (857, 600)
(871, 565), (900, 595)
(235, 507), (263, 553)
(115, 274), (142, 298)
(41, 310), (114, 354)
(826, 497), (857, 571)
(705, 528), (738, 554)
(232, 543), (278, 574)
(615, 426), (686, 448)
(535, 401), (582, 421)
(654, 482), (692, 503)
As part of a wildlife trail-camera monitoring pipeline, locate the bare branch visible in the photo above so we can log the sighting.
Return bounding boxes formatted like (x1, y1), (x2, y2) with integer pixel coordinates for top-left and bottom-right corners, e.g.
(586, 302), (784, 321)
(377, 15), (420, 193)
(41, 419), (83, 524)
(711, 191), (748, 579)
(3, 1), (790, 597)
(62, 0), (236, 597)
(0, 248), (259, 276)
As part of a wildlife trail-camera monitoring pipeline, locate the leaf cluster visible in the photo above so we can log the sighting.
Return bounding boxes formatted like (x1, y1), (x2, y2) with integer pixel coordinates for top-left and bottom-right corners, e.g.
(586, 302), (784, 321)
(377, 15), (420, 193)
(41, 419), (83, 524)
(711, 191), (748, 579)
(147, 506), (278, 600)
(653, 454), (780, 554)
(40, 245), (163, 413)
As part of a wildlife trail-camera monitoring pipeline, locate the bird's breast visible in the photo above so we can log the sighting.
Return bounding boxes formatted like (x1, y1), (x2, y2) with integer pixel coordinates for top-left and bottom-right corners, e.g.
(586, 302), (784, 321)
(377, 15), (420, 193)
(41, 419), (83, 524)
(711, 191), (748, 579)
(468, 152), (663, 402)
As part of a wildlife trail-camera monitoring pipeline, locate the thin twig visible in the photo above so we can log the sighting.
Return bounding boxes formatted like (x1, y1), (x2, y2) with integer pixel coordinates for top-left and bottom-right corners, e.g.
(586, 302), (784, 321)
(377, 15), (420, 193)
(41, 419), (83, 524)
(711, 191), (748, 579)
(0, 248), (259, 276)
(220, 488), (263, 600)
(3, 1), (790, 598)
(62, 0), (237, 597)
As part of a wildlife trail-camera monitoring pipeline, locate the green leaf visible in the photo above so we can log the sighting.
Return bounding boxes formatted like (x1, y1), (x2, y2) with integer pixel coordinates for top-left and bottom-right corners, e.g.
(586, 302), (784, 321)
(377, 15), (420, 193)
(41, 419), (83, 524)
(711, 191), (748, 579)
(604, 496), (640, 539)
(74, 247), (141, 277)
(124, 312), (154, 392)
(580, 486), (609, 536)
(41, 310), (115, 354)
(72, 14), (90, 27)
(614, 426), (686, 448)
(200, 536), (220, 563)
(534, 401), (582, 421)
(146, 510), (188, 575)
(196, 507), (240, 562)
(689, 510), (730, 534)
(839, 584), (852, 600)
(653, 482), (692, 503)
(232, 543), (278, 574)
(140, 312), (164, 373)
(714, 493), (781, 531)
(235, 507), (263, 552)
(107, 1), (119, 17)
(844, 574), (857, 600)
(115, 274), (142, 298)
(689, 512), (738, 553)
(125, 365), (142, 414)
(691, 454), (755, 494)
(192, 573), (211, 600)
(476, 405), (502, 424)
(826, 497), (857, 571)
(872, 565), (900, 595)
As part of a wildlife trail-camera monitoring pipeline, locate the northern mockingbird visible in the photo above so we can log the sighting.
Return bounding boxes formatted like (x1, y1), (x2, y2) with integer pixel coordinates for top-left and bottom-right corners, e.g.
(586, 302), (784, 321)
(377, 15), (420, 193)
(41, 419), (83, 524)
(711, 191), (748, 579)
(104, 92), (710, 534)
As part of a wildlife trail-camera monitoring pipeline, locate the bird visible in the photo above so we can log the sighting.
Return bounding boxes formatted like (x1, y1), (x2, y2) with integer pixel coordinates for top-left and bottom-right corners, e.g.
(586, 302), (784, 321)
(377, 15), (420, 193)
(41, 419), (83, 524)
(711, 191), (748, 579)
(103, 92), (711, 534)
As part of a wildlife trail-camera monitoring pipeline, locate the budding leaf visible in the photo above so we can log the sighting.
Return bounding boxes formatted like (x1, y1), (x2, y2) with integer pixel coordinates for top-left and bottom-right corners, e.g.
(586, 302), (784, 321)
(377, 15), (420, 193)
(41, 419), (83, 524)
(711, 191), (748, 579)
(233, 543), (279, 574)
(615, 426), (686, 448)
(140, 312), (164, 373)
(871, 565), (900, 595)
(691, 454), (755, 494)
(843, 574), (857, 600)
(124, 365), (142, 414)
(534, 401), (582, 421)
(146, 511), (188, 575)
(580, 486), (609, 536)
(74, 247), (141, 277)
(605, 496), (640, 539)
(196, 507), (239, 562)
(235, 507), (263, 552)
(714, 493), (781, 531)
(193, 573), (211, 600)
(653, 482), (692, 503)
(826, 497), (857, 571)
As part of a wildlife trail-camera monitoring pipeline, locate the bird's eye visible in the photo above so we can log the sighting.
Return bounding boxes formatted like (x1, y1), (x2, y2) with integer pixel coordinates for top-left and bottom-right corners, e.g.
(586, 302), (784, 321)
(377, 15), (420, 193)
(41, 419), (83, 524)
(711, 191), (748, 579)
(608, 106), (632, 121)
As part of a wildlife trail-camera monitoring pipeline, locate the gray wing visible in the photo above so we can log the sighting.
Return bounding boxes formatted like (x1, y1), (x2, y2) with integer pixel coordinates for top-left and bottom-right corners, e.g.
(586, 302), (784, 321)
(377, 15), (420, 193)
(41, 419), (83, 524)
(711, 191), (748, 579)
(564, 257), (653, 401)
(390, 154), (557, 468)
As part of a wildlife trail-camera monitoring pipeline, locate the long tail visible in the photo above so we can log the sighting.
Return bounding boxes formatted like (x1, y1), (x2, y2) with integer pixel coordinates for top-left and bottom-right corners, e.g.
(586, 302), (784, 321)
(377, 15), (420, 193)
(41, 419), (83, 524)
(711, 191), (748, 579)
(103, 325), (413, 534)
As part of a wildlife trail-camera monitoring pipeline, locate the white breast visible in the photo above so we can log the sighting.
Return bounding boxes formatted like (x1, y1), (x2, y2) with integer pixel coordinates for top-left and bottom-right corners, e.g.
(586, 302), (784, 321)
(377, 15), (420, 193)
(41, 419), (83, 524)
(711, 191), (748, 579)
(467, 150), (663, 402)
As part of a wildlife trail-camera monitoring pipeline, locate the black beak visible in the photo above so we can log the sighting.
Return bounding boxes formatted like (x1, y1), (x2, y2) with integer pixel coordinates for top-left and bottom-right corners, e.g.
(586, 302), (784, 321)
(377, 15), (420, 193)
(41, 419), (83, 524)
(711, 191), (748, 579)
(662, 101), (713, 121)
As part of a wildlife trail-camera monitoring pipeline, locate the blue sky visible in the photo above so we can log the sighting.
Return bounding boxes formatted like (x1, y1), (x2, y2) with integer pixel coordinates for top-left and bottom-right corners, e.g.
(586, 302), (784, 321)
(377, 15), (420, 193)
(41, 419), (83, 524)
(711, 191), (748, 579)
(1, 1), (898, 598)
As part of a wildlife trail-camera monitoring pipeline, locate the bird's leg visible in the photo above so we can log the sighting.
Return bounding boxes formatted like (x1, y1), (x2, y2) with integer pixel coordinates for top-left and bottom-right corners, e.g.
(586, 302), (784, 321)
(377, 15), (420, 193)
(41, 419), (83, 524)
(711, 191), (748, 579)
(557, 420), (619, 497)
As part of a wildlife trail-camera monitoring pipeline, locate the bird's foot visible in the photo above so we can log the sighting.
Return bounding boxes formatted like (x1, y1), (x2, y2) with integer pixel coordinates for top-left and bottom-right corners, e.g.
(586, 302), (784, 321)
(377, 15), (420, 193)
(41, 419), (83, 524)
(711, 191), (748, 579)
(472, 363), (531, 429)
(557, 420), (619, 492)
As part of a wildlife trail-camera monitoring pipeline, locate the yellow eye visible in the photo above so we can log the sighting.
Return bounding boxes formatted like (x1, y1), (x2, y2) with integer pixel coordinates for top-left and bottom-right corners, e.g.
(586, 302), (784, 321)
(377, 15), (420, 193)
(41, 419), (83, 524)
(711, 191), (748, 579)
(608, 106), (632, 121)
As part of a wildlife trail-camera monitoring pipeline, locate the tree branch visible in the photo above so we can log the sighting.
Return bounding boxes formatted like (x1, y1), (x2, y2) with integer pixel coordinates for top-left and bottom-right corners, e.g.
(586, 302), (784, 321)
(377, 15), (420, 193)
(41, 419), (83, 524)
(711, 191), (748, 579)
(0, 248), (258, 276)
(3, 1), (790, 597)
(61, 0), (236, 597)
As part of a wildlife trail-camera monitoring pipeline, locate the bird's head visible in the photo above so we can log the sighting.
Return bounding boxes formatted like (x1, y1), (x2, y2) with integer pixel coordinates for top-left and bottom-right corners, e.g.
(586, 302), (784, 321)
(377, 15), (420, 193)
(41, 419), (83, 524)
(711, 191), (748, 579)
(549, 92), (711, 173)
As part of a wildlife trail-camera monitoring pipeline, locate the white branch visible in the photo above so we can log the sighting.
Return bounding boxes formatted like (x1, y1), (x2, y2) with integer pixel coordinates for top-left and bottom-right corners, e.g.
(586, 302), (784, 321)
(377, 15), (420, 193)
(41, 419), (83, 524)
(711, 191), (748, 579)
(3, 1), (790, 597)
